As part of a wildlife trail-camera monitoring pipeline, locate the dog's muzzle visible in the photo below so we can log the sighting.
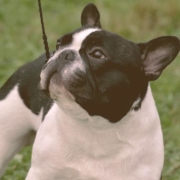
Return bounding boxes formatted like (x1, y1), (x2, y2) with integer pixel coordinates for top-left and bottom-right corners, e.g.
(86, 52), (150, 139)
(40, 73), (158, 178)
(40, 49), (99, 103)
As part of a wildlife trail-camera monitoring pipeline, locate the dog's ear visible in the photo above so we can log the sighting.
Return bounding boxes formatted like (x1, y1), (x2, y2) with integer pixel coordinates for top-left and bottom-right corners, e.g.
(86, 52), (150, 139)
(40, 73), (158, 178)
(138, 36), (180, 81)
(81, 3), (101, 28)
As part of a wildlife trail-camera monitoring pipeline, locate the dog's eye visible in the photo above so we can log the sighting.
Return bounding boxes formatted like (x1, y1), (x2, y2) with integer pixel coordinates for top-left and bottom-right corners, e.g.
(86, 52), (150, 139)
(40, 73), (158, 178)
(90, 50), (105, 59)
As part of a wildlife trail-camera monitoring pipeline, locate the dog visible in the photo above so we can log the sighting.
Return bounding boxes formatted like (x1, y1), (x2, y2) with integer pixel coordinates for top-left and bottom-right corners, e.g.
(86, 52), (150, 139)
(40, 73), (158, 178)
(0, 3), (179, 180)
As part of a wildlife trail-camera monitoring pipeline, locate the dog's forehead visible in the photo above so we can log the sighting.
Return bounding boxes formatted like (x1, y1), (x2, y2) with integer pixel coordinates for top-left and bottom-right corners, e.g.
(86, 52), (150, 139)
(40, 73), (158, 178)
(61, 28), (101, 51)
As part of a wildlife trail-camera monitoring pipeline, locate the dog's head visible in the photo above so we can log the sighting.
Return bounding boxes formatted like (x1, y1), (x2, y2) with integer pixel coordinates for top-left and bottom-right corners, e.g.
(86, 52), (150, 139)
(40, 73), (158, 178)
(40, 3), (179, 122)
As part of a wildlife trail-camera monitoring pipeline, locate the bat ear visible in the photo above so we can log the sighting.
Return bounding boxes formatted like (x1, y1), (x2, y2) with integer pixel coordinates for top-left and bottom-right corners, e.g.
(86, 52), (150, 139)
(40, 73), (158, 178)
(138, 36), (180, 81)
(81, 3), (101, 28)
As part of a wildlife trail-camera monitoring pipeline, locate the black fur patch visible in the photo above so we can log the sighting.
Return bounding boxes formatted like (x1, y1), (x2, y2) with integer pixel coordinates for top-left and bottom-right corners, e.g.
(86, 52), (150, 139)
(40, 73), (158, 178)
(0, 54), (53, 120)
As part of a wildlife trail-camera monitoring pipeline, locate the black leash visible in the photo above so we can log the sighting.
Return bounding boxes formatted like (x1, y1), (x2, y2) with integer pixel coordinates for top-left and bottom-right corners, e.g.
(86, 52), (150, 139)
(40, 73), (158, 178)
(37, 0), (50, 61)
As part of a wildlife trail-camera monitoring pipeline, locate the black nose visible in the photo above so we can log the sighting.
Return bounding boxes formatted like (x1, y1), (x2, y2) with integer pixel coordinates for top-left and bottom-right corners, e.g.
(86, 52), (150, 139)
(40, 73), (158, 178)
(59, 50), (75, 61)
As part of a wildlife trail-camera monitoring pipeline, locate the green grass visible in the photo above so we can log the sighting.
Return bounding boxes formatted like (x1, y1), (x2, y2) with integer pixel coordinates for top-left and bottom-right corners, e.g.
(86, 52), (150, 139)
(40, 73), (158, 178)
(0, 0), (180, 179)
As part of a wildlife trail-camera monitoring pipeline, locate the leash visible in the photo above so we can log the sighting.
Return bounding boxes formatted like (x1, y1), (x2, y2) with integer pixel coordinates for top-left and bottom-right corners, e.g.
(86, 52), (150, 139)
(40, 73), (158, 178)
(37, 0), (50, 61)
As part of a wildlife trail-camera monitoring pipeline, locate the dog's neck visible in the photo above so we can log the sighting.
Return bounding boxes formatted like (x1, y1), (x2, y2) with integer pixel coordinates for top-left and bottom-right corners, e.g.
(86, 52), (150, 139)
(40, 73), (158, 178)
(43, 85), (163, 179)
(53, 85), (161, 156)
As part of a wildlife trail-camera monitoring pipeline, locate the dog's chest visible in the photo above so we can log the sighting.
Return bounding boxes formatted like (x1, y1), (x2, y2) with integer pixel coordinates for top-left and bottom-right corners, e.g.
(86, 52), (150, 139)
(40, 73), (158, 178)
(33, 87), (163, 180)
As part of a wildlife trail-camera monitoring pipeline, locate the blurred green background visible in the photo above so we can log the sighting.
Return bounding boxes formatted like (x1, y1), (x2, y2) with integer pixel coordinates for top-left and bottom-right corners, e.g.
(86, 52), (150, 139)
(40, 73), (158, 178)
(0, 0), (180, 179)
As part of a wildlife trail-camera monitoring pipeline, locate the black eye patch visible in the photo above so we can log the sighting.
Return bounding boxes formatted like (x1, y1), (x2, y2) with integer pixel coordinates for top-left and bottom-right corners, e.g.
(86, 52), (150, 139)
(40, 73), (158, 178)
(56, 33), (73, 49)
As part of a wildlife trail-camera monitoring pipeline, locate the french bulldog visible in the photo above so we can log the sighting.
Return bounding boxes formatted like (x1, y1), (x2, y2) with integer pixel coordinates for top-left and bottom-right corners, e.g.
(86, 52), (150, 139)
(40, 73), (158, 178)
(0, 3), (179, 180)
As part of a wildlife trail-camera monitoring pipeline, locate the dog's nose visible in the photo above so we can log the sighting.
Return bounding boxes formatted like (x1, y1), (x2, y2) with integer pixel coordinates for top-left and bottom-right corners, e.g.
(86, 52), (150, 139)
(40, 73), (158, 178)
(59, 50), (75, 61)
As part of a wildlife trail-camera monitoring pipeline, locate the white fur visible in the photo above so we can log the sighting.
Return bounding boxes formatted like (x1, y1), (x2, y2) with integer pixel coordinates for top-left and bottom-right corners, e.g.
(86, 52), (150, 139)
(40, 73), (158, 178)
(131, 95), (141, 110)
(0, 85), (42, 177)
(26, 85), (164, 180)
(72, 28), (101, 51)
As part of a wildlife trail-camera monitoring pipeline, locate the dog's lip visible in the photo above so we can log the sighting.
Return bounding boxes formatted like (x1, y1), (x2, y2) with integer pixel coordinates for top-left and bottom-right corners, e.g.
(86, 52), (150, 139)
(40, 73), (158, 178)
(40, 70), (57, 95)
(75, 96), (91, 104)
(75, 90), (101, 104)
(40, 60), (58, 91)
